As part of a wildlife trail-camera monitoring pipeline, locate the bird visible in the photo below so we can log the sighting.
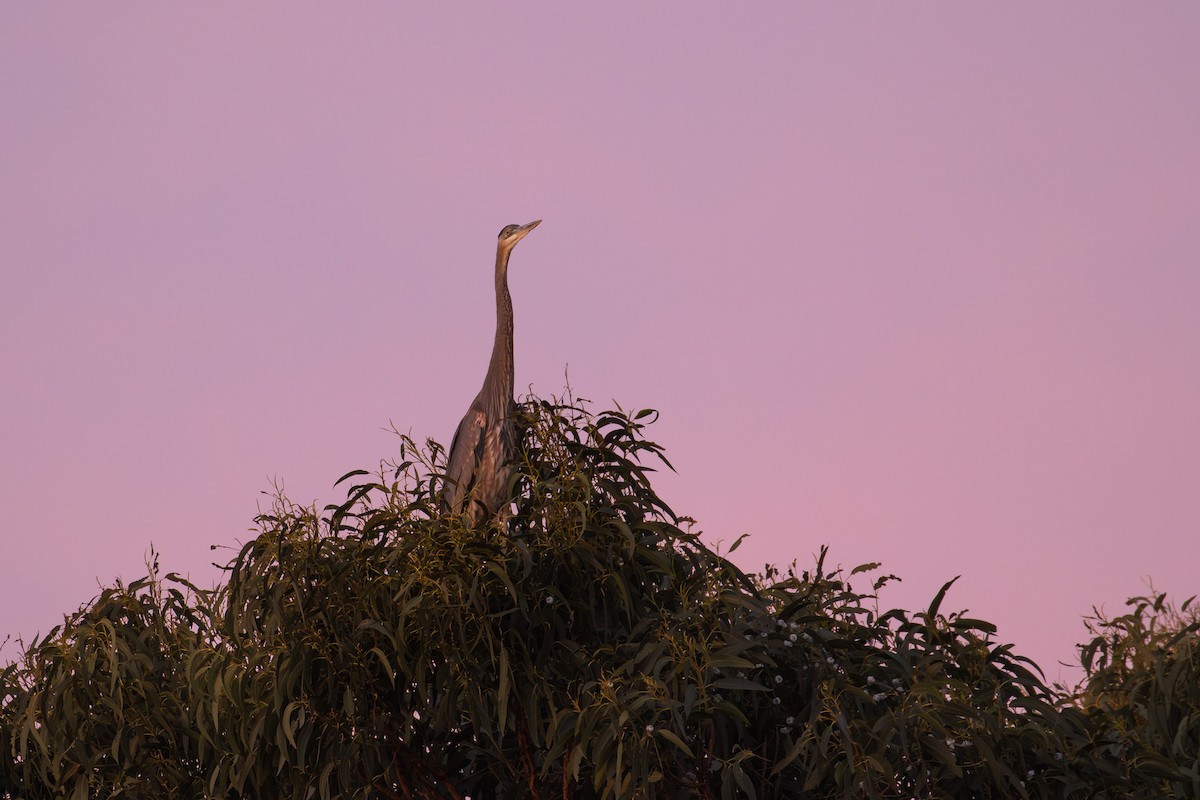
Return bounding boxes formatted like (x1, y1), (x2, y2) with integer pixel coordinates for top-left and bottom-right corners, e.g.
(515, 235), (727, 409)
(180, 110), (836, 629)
(441, 219), (541, 526)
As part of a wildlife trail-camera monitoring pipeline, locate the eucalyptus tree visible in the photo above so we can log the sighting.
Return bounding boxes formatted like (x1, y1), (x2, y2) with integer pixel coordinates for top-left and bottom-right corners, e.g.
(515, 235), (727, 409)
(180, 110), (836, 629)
(2, 396), (1190, 798)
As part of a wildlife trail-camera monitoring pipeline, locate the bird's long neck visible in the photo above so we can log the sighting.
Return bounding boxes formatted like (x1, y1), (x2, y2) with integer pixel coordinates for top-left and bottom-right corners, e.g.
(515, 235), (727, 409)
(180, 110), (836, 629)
(482, 244), (515, 415)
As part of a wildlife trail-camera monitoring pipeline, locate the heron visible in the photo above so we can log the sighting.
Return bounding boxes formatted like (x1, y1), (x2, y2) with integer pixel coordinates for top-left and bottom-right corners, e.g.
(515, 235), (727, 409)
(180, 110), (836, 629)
(441, 219), (542, 526)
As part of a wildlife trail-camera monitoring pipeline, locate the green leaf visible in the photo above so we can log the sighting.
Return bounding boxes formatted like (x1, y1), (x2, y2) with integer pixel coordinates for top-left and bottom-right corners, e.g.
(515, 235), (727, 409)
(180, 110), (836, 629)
(654, 728), (694, 757)
(714, 677), (769, 692)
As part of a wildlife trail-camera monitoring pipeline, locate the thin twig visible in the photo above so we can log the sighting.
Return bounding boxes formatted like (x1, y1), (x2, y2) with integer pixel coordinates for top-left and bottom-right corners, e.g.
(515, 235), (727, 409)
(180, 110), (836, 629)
(562, 745), (575, 800)
(513, 697), (543, 800)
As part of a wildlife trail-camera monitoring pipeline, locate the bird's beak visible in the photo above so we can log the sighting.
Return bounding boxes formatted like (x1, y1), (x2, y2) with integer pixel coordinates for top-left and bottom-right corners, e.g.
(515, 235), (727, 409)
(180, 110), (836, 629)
(510, 219), (541, 244)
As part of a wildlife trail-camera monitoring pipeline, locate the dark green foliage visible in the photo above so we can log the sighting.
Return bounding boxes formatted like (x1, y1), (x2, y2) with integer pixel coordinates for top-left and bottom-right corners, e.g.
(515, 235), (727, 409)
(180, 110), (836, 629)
(1075, 594), (1200, 798)
(1, 564), (212, 798)
(1, 396), (1196, 798)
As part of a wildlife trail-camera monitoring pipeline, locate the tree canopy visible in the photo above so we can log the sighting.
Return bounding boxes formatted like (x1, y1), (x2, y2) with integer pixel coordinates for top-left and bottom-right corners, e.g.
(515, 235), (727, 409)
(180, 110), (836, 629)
(2, 396), (1197, 799)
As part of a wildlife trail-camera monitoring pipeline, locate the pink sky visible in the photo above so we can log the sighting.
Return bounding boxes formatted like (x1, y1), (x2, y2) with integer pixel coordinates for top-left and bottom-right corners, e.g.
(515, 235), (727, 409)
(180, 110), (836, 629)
(2, 6), (1197, 685)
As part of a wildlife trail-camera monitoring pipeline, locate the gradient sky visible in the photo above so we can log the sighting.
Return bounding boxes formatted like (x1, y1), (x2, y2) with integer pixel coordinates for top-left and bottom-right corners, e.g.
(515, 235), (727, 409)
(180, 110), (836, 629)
(2, 6), (1197, 685)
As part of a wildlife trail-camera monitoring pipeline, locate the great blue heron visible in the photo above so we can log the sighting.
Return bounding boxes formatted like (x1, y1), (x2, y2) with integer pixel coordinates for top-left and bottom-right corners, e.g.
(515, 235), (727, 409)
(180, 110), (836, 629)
(441, 219), (542, 526)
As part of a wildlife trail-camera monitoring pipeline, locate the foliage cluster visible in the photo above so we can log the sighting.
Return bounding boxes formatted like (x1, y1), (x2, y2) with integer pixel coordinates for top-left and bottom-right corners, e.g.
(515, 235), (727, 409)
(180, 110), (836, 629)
(1076, 594), (1200, 798)
(1, 396), (1196, 798)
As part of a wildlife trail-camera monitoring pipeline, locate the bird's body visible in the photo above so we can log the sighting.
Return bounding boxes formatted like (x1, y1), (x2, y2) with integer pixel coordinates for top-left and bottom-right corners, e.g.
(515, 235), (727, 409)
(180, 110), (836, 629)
(441, 220), (541, 526)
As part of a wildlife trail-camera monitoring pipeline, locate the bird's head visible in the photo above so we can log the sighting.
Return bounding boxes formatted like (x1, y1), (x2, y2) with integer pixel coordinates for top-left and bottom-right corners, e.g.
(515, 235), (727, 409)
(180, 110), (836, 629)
(498, 219), (541, 250)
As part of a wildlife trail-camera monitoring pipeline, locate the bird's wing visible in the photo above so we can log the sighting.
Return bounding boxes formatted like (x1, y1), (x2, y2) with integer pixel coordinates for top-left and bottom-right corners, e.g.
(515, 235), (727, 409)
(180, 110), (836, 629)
(443, 407), (487, 511)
